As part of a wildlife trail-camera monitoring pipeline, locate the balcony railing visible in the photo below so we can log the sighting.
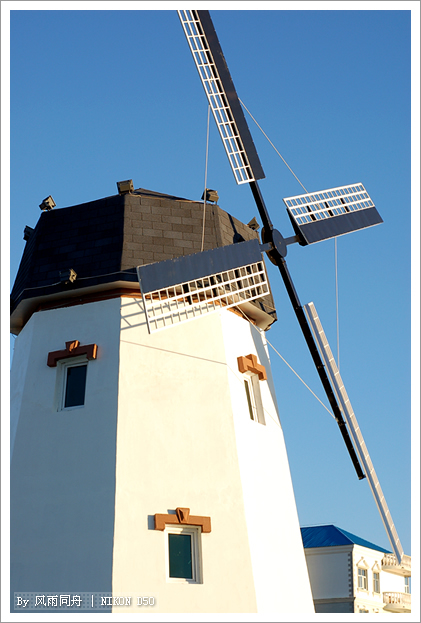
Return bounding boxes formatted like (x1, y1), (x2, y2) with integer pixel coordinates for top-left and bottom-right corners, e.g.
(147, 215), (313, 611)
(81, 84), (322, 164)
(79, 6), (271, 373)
(383, 592), (411, 613)
(382, 553), (411, 576)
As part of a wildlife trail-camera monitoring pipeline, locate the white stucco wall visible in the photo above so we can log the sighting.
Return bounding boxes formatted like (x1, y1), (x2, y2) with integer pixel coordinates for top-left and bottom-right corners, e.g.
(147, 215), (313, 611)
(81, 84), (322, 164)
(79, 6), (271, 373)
(379, 570), (409, 594)
(221, 311), (315, 613)
(10, 299), (122, 606)
(11, 296), (315, 614)
(304, 546), (352, 599)
(112, 300), (314, 613)
(10, 317), (34, 457)
(112, 300), (257, 612)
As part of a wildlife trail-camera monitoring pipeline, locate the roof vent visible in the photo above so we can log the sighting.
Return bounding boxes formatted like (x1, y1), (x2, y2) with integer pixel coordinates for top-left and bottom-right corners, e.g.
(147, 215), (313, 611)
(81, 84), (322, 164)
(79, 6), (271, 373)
(23, 226), (34, 241)
(201, 188), (219, 203)
(117, 179), (134, 195)
(247, 217), (260, 231)
(59, 268), (77, 285)
(39, 196), (56, 211)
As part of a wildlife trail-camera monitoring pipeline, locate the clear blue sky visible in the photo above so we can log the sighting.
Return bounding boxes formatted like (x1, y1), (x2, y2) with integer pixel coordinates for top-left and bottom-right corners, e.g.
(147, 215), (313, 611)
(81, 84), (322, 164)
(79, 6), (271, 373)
(5, 4), (418, 561)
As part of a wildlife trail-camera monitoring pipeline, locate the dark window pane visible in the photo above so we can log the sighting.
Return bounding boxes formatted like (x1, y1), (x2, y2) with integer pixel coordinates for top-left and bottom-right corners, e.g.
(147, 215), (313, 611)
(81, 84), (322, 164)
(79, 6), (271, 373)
(244, 380), (254, 420)
(168, 534), (192, 579)
(64, 365), (87, 408)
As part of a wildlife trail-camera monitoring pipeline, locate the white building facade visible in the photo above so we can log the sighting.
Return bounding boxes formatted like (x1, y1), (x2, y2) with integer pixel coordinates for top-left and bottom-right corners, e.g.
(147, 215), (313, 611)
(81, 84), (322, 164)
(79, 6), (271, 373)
(302, 525), (411, 613)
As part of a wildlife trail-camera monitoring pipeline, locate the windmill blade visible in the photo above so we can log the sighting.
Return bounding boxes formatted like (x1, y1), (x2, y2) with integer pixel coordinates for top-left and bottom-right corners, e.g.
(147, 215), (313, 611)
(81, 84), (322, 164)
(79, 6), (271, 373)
(178, 9), (366, 480)
(137, 239), (270, 333)
(284, 183), (383, 245)
(304, 302), (404, 564)
(178, 10), (265, 184)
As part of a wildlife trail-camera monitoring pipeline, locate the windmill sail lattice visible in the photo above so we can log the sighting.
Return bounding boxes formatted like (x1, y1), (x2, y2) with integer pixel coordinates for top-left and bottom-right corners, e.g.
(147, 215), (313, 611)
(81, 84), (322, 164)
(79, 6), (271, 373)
(137, 239), (269, 333)
(178, 10), (265, 184)
(284, 183), (383, 245)
(304, 302), (404, 564)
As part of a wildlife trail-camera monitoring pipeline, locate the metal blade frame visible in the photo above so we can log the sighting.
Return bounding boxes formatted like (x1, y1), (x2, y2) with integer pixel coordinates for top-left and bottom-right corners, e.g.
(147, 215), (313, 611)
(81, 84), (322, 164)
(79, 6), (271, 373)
(304, 302), (404, 563)
(178, 10), (265, 184)
(285, 183), (375, 224)
(138, 259), (269, 333)
(284, 183), (382, 245)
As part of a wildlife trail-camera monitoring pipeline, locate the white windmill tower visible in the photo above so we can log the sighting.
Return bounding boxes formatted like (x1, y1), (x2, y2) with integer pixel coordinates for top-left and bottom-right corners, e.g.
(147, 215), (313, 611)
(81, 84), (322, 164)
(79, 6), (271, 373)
(10, 9), (405, 616)
(10, 201), (314, 614)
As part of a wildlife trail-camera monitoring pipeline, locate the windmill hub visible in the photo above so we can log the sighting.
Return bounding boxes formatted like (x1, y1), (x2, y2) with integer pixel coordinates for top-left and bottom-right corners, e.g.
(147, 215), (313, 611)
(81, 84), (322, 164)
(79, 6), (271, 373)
(261, 227), (288, 263)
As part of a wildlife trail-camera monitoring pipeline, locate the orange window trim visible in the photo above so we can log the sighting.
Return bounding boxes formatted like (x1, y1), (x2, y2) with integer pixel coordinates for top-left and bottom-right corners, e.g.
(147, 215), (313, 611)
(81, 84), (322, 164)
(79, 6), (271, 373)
(237, 353), (267, 380)
(47, 340), (98, 367)
(154, 507), (211, 533)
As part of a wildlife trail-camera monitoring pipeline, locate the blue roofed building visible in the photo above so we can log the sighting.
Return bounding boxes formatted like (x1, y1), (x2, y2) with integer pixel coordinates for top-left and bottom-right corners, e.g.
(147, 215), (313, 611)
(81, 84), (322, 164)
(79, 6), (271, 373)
(301, 525), (411, 614)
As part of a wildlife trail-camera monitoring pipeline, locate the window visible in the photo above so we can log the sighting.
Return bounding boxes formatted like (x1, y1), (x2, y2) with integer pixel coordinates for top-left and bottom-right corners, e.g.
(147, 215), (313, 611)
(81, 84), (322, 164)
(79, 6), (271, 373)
(373, 572), (380, 594)
(358, 567), (368, 590)
(244, 374), (265, 425)
(404, 577), (410, 594)
(55, 355), (88, 411)
(166, 526), (202, 583)
(64, 364), (87, 408)
(169, 533), (193, 579)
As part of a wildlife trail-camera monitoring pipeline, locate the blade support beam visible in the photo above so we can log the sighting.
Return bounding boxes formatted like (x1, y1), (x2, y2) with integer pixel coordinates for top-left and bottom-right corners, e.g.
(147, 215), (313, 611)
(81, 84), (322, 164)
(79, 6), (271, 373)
(249, 180), (273, 232)
(248, 180), (366, 480)
(276, 258), (366, 480)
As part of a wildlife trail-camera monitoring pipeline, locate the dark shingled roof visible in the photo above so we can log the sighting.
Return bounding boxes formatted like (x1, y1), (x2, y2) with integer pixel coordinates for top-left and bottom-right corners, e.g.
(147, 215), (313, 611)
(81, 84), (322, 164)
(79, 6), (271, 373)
(11, 188), (277, 334)
(11, 193), (127, 307)
(301, 525), (391, 553)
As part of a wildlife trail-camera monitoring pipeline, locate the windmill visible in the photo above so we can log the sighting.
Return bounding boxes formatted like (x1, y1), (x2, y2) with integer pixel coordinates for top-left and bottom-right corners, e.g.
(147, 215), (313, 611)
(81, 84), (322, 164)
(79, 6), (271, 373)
(151, 9), (404, 563)
(9, 10), (408, 614)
